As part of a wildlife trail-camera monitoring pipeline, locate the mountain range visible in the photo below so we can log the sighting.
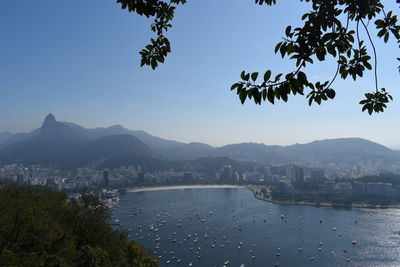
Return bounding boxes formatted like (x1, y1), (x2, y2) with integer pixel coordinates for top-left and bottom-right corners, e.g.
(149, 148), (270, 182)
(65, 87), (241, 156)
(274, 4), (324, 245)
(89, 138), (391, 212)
(0, 114), (399, 169)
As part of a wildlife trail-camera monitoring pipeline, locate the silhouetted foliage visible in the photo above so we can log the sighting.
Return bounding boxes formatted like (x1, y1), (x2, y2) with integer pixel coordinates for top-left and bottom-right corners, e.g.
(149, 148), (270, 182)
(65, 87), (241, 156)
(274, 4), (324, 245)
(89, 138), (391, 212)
(117, 0), (400, 114)
(0, 186), (158, 267)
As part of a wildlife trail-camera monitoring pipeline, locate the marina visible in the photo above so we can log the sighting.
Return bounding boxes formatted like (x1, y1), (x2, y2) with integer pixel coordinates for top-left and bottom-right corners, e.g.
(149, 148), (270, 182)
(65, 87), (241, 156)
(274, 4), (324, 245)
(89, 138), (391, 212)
(113, 187), (400, 266)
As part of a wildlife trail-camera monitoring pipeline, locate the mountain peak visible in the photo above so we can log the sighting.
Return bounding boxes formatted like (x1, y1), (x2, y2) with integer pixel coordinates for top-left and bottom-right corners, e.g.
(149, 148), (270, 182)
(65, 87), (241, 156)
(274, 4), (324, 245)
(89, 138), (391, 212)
(40, 113), (74, 139)
(109, 124), (124, 130)
(42, 113), (57, 127)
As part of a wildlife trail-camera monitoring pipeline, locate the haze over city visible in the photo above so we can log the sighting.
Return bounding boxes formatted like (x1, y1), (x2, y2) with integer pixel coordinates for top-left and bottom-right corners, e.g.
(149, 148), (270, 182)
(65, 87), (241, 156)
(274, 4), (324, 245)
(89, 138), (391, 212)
(2, 1), (400, 267)
(1, 0), (399, 148)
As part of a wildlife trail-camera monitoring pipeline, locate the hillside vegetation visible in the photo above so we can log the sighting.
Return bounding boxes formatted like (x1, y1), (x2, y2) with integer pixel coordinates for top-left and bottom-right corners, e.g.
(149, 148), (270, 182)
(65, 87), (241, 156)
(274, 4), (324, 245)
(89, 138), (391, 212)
(0, 185), (158, 267)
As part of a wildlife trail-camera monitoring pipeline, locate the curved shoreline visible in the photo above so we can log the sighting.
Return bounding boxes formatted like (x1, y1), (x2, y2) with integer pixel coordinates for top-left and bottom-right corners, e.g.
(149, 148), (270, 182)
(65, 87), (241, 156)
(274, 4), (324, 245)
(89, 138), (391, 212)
(123, 185), (400, 209)
(125, 184), (245, 193)
(248, 187), (400, 209)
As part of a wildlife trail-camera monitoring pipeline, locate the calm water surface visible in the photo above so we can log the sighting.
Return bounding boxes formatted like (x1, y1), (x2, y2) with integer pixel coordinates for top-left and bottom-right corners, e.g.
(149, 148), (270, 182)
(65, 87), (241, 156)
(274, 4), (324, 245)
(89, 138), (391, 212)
(113, 188), (400, 267)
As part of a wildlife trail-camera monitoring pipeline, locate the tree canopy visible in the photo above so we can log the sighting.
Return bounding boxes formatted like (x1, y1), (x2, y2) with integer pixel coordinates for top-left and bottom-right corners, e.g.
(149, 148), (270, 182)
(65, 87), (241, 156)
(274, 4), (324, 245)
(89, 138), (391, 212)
(117, 0), (400, 114)
(0, 186), (158, 267)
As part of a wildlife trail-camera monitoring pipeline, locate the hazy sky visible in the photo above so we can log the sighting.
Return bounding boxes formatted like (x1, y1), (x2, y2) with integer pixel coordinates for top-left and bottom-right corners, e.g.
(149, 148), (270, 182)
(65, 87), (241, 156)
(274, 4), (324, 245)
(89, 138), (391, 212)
(0, 1), (399, 147)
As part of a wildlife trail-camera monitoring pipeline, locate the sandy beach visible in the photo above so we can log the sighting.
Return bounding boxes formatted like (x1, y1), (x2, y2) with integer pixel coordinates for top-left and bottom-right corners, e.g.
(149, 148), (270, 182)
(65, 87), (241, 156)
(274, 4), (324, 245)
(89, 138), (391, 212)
(125, 184), (246, 192)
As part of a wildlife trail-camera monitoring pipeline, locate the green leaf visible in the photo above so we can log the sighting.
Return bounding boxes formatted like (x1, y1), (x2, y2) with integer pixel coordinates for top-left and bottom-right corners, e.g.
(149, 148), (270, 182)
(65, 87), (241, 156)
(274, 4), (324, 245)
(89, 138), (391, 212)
(267, 87), (275, 104)
(281, 92), (288, 102)
(364, 62), (372, 70)
(285, 26), (291, 37)
(240, 71), (246, 80)
(251, 72), (258, 82)
(230, 83), (239, 91)
(326, 89), (336, 99)
(239, 90), (247, 104)
(280, 43), (286, 58)
(264, 70), (271, 82)
(274, 42), (282, 54)
(308, 95), (314, 106)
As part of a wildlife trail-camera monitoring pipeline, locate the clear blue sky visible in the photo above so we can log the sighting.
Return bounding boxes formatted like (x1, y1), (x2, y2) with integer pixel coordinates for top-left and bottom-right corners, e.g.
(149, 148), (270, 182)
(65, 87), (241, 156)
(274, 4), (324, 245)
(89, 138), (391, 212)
(0, 1), (399, 147)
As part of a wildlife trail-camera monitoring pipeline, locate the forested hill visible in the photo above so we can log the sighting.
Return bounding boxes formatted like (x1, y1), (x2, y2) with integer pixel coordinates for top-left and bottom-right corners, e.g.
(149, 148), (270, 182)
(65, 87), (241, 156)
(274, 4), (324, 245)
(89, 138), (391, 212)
(0, 185), (158, 267)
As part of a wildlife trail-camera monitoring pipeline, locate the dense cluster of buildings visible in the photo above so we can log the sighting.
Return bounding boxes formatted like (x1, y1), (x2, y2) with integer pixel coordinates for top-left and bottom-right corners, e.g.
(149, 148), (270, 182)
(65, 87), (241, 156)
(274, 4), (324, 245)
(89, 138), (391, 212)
(2, 161), (400, 203)
(0, 164), (201, 191)
(323, 181), (400, 199)
(0, 162), (326, 190)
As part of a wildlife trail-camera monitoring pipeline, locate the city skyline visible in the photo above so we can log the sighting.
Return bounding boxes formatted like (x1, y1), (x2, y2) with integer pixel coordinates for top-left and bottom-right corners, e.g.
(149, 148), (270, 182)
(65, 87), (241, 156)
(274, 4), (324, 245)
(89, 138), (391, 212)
(1, 0), (399, 148)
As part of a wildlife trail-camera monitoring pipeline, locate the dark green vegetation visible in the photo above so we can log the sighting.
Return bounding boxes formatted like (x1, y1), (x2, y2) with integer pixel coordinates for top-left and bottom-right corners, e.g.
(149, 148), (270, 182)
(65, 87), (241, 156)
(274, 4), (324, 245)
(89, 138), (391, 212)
(0, 186), (158, 267)
(117, 0), (399, 114)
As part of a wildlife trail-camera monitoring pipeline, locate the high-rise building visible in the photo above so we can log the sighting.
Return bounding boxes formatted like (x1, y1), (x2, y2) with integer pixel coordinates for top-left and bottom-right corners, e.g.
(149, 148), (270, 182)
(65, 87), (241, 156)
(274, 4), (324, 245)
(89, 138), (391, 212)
(311, 169), (324, 181)
(335, 182), (352, 195)
(222, 165), (232, 181)
(286, 165), (295, 180)
(264, 167), (271, 183)
(294, 166), (304, 182)
(286, 166), (304, 182)
(103, 170), (109, 187)
(323, 181), (335, 195)
(137, 172), (145, 185)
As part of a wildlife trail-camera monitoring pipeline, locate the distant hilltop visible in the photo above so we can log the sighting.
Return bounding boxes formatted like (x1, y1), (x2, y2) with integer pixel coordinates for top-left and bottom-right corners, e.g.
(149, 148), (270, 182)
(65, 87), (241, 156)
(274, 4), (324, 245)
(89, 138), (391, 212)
(0, 114), (399, 168)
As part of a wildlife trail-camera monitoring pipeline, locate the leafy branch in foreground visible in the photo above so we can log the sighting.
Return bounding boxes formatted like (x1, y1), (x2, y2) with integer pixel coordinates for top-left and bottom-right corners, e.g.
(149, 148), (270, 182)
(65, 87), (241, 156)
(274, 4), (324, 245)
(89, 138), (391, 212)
(232, 0), (399, 114)
(118, 0), (400, 114)
(117, 0), (186, 69)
